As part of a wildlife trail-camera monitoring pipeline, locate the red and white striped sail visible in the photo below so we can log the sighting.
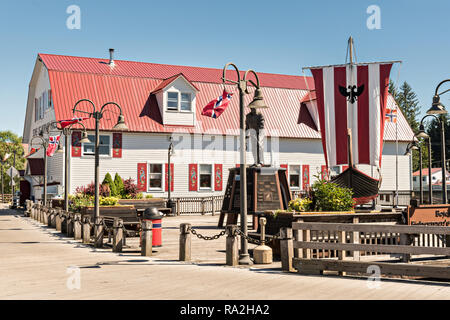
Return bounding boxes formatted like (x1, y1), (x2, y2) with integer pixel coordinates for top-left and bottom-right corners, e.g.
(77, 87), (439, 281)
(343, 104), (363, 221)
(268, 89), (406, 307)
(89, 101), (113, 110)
(310, 63), (392, 168)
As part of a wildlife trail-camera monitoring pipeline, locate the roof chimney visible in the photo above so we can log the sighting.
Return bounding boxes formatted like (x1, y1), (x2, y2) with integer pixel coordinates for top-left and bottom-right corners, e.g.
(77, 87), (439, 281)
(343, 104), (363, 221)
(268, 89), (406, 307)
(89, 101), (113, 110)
(109, 48), (115, 67)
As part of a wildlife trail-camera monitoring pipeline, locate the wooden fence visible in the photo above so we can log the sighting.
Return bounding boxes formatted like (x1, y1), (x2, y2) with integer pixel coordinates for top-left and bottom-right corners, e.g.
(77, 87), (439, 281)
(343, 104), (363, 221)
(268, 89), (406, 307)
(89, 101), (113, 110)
(174, 196), (224, 215)
(0, 194), (12, 203)
(290, 221), (450, 279)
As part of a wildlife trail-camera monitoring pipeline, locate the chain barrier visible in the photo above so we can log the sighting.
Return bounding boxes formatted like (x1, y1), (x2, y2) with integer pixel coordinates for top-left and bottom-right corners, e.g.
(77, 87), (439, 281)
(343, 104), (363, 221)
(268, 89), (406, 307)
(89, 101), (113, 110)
(188, 226), (227, 241)
(233, 228), (280, 246)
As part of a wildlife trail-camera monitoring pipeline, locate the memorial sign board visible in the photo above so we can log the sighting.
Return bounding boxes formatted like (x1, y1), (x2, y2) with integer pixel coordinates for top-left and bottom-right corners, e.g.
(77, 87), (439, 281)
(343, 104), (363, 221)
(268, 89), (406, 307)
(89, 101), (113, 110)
(406, 204), (450, 226)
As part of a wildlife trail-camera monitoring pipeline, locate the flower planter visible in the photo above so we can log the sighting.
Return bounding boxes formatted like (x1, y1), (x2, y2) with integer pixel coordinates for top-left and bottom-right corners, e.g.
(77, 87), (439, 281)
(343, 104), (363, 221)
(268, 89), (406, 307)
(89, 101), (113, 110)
(81, 205), (136, 216)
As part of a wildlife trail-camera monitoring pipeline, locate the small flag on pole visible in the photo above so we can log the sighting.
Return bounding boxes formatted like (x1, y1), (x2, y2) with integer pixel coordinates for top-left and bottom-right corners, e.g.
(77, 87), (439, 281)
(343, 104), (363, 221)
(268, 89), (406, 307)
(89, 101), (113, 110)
(59, 117), (89, 129)
(46, 135), (61, 157)
(201, 90), (233, 119)
(25, 148), (39, 158)
(385, 108), (397, 123)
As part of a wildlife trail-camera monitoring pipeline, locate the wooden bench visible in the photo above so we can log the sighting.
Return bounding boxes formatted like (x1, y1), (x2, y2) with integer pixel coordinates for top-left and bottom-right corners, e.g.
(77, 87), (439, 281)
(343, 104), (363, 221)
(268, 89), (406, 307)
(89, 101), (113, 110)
(291, 221), (450, 279)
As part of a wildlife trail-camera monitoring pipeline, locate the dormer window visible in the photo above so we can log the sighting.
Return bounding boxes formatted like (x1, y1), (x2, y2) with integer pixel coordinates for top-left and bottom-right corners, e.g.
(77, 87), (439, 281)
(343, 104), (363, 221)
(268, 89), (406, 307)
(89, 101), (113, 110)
(166, 91), (192, 112)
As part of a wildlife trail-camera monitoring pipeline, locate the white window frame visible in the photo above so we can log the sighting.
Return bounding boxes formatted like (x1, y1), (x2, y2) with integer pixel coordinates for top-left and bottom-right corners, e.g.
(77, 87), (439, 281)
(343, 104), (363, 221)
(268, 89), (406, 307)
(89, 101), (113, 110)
(81, 133), (112, 157)
(199, 164), (213, 190)
(289, 165), (301, 189)
(166, 91), (179, 111)
(180, 92), (192, 112)
(166, 91), (193, 113)
(148, 163), (164, 192)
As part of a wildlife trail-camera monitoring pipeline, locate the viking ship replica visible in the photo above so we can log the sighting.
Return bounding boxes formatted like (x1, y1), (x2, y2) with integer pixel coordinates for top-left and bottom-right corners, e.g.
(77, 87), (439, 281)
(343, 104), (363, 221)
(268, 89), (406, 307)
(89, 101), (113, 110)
(304, 37), (401, 205)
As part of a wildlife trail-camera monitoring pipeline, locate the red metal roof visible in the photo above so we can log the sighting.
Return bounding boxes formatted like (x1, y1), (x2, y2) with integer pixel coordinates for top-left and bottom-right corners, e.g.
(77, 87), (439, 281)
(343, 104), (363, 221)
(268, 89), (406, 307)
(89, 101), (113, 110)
(150, 73), (199, 94)
(413, 168), (447, 176)
(39, 53), (415, 141)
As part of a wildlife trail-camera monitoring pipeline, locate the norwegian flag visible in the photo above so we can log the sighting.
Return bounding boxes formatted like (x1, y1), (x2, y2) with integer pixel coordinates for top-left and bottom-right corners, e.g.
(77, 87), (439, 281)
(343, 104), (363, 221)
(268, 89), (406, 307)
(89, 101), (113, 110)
(310, 63), (393, 167)
(385, 108), (397, 123)
(201, 90), (233, 119)
(25, 148), (40, 158)
(59, 117), (89, 129)
(46, 135), (61, 157)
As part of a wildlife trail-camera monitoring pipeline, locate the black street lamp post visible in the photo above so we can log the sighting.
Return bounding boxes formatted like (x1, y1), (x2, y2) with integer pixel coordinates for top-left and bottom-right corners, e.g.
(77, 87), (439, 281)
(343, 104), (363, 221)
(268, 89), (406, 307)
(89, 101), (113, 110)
(167, 136), (175, 214)
(222, 63), (268, 265)
(72, 99), (128, 247)
(405, 141), (422, 204)
(30, 135), (48, 205)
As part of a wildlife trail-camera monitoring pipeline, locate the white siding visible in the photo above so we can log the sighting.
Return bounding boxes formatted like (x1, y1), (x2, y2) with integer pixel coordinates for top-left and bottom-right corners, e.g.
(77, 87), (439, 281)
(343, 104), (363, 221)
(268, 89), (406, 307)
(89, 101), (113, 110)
(68, 133), (411, 197)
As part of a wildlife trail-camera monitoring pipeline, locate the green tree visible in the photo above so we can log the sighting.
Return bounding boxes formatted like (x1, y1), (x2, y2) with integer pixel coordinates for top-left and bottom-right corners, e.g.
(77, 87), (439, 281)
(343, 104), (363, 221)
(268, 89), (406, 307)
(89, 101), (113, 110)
(102, 173), (117, 196)
(0, 131), (26, 194)
(114, 173), (124, 197)
(425, 114), (450, 169)
(390, 81), (420, 133)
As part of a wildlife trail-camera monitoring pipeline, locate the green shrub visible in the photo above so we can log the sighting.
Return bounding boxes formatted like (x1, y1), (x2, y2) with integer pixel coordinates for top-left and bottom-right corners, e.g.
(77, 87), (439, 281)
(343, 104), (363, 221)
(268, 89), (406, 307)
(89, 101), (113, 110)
(114, 173), (124, 197)
(145, 194), (153, 199)
(136, 192), (143, 199)
(310, 178), (354, 211)
(103, 173), (117, 196)
(288, 197), (313, 212)
(99, 196), (119, 206)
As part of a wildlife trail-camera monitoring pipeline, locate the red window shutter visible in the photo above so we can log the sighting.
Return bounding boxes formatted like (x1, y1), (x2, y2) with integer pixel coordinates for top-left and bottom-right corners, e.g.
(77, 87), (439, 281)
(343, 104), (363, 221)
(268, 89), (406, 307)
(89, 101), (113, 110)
(137, 163), (147, 192)
(321, 165), (329, 180)
(236, 164), (240, 168)
(71, 131), (82, 157)
(112, 133), (122, 158)
(214, 164), (223, 191)
(302, 165), (310, 190)
(188, 164), (198, 191)
(165, 163), (174, 192)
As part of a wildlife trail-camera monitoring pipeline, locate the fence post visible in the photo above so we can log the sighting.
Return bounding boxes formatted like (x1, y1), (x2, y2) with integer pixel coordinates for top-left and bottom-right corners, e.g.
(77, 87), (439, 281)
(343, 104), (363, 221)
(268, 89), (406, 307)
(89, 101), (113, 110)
(82, 216), (91, 244)
(67, 213), (74, 237)
(338, 230), (347, 276)
(280, 227), (294, 272)
(211, 197), (215, 216)
(55, 209), (62, 231)
(74, 214), (82, 240)
(141, 220), (153, 256)
(113, 218), (123, 253)
(226, 225), (239, 266)
(400, 233), (412, 262)
(201, 199), (205, 215)
(61, 212), (67, 234)
(94, 217), (104, 248)
(351, 217), (360, 261)
(179, 223), (191, 261)
(176, 198), (181, 216)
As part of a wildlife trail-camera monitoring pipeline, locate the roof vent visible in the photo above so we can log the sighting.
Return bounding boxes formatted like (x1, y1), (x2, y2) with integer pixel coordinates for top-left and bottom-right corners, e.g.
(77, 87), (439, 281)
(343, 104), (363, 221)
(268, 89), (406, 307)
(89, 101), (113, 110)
(109, 48), (115, 67)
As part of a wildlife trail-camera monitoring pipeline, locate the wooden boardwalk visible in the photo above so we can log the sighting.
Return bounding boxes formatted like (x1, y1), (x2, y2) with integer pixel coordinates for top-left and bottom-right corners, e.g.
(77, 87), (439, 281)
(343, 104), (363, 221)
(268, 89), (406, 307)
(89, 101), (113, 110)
(0, 204), (449, 300)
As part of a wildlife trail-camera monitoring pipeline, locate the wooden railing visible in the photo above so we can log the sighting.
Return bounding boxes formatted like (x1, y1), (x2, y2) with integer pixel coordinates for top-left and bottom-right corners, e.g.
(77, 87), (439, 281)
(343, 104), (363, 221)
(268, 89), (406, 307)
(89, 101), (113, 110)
(0, 194), (12, 203)
(290, 221), (450, 279)
(174, 196), (224, 215)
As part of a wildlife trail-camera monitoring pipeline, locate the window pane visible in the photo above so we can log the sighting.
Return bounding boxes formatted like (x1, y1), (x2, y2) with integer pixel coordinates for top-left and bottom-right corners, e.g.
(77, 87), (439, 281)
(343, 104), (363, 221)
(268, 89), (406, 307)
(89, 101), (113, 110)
(181, 93), (191, 111)
(83, 135), (110, 155)
(150, 164), (162, 174)
(290, 165), (300, 175)
(167, 92), (178, 110)
(200, 174), (211, 188)
(290, 175), (300, 188)
(200, 164), (212, 174)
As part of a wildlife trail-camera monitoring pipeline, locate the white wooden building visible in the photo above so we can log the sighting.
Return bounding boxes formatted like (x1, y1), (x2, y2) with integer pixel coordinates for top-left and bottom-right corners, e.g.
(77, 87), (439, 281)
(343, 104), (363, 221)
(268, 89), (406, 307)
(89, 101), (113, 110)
(21, 51), (415, 201)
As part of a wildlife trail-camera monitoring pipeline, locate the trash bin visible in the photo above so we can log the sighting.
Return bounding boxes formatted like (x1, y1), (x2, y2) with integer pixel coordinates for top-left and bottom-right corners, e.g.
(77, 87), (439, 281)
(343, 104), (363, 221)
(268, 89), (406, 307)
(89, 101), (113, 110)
(141, 207), (163, 247)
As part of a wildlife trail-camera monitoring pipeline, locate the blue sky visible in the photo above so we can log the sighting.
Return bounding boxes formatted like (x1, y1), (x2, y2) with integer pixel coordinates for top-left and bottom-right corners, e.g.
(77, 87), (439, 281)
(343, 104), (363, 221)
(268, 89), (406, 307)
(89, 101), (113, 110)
(0, 0), (449, 136)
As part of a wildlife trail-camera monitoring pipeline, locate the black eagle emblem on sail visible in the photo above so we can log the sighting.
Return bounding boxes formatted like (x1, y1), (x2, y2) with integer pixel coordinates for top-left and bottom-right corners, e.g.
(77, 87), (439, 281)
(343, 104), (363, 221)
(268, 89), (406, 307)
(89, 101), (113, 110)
(339, 85), (365, 104)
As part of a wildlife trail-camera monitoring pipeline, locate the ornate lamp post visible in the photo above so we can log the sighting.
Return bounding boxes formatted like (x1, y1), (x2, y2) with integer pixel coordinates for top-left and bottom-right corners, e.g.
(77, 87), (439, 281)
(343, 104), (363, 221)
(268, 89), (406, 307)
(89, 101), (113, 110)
(30, 135), (48, 205)
(72, 99), (128, 247)
(425, 79), (450, 203)
(167, 136), (176, 214)
(417, 123), (435, 204)
(222, 63), (268, 265)
(405, 141), (422, 204)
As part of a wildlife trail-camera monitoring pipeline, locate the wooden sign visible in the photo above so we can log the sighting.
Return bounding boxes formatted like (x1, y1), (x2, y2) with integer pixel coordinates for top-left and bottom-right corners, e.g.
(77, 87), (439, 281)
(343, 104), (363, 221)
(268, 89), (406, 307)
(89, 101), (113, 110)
(407, 204), (450, 226)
